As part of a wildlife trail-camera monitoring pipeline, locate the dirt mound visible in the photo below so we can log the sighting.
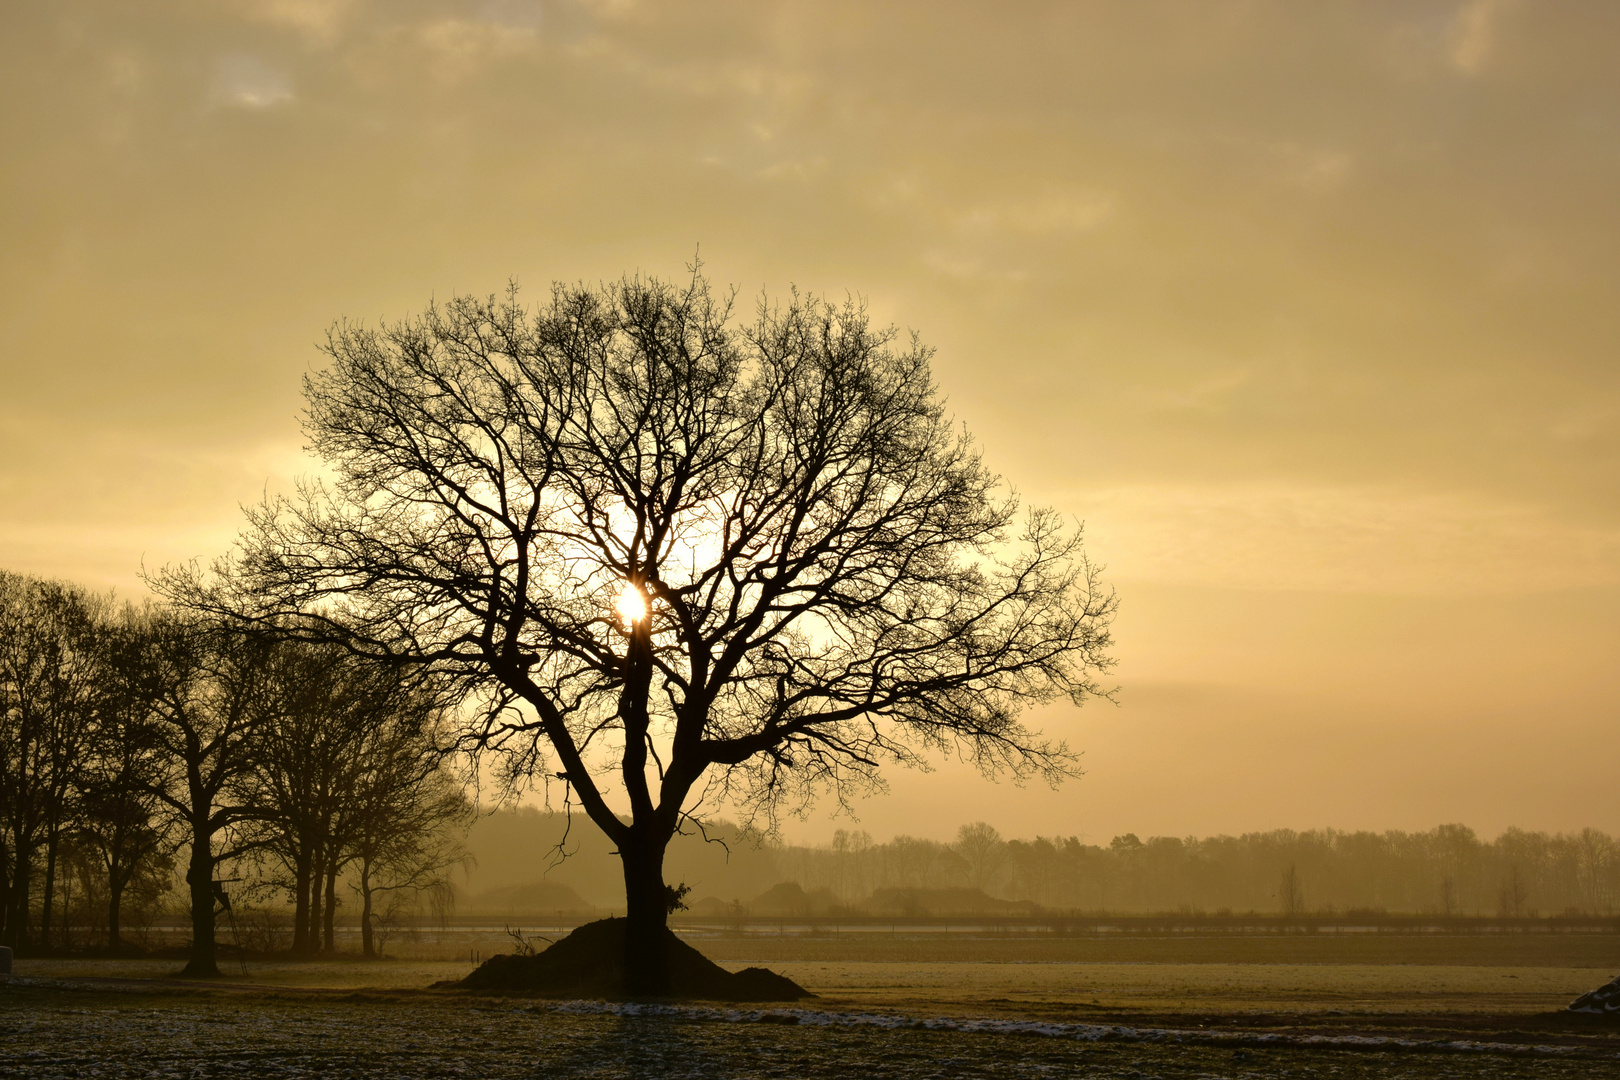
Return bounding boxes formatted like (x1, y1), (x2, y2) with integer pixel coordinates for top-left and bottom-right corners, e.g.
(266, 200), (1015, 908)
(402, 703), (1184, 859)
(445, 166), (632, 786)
(454, 918), (811, 1002)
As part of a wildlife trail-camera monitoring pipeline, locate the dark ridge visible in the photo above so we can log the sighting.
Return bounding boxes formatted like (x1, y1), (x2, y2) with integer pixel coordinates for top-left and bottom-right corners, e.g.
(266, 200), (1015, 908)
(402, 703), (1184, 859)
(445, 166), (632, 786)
(448, 918), (811, 1002)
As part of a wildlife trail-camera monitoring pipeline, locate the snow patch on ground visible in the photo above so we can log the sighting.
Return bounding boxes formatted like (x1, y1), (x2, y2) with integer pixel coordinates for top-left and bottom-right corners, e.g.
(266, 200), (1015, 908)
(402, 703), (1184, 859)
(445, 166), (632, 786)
(541, 998), (1602, 1059)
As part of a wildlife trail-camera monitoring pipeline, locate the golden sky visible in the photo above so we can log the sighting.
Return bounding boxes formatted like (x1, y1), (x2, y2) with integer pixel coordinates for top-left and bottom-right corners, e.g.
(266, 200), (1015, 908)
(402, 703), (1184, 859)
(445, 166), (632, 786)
(3, 0), (1616, 840)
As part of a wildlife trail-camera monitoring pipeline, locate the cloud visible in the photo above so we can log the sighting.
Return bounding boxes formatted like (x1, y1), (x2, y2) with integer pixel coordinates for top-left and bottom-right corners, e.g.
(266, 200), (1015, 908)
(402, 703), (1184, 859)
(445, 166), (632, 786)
(237, 0), (358, 44)
(415, 17), (541, 84)
(920, 248), (1029, 282)
(1274, 145), (1352, 191)
(1074, 483), (1620, 595)
(480, 0), (545, 32)
(958, 191), (1116, 237)
(1450, 0), (1514, 74)
(212, 53), (294, 108)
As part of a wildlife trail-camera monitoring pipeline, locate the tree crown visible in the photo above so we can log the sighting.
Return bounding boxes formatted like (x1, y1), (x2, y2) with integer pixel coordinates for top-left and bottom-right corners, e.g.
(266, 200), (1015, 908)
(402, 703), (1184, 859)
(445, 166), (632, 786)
(162, 271), (1115, 838)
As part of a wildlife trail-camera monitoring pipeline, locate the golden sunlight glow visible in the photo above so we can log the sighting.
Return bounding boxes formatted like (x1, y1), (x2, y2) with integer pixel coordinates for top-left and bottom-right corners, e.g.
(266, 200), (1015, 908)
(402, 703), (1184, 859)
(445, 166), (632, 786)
(615, 581), (648, 624)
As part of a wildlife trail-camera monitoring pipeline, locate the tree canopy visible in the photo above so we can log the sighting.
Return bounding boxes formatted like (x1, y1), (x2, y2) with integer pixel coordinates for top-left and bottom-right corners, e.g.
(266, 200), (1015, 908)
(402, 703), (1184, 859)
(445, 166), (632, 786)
(161, 269), (1115, 990)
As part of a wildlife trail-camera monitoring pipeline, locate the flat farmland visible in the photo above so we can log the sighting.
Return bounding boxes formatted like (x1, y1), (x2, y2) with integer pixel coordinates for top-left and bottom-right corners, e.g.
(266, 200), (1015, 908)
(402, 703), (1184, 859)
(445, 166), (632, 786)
(693, 929), (1620, 1017)
(5, 931), (1619, 1078)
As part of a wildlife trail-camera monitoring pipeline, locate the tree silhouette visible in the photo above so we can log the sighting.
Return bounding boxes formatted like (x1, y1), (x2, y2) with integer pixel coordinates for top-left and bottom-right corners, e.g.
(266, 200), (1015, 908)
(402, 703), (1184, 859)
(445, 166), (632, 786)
(79, 608), (174, 952)
(164, 270), (1115, 993)
(0, 573), (105, 952)
(245, 641), (468, 957)
(953, 821), (1009, 895)
(344, 697), (470, 960)
(116, 611), (273, 977)
(1279, 862), (1304, 919)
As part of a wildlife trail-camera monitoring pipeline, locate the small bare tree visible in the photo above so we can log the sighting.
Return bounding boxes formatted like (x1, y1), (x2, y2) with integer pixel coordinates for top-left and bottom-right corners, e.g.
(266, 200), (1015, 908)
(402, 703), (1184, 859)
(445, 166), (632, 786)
(346, 692), (472, 960)
(1497, 865), (1530, 918)
(1279, 863), (1303, 919)
(1575, 828), (1617, 916)
(164, 270), (1116, 993)
(953, 822), (1008, 895)
(1438, 875), (1457, 918)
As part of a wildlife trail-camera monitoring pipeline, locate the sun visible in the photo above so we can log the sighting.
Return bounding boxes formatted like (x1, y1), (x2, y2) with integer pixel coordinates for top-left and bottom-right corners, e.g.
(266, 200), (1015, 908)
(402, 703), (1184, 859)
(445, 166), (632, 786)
(615, 581), (648, 624)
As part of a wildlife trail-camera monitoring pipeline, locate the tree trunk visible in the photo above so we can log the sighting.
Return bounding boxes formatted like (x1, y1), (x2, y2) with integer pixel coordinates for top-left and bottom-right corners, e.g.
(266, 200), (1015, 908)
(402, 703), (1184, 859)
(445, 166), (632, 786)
(181, 831), (219, 977)
(322, 861), (338, 956)
(39, 832), (57, 951)
(103, 836), (126, 952)
(291, 847), (312, 956)
(0, 839), (10, 946)
(359, 860), (374, 959)
(58, 856), (71, 950)
(620, 835), (671, 997)
(107, 874), (123, 952)
(6, 850), (30, 951)
(305, 839), (323, 953)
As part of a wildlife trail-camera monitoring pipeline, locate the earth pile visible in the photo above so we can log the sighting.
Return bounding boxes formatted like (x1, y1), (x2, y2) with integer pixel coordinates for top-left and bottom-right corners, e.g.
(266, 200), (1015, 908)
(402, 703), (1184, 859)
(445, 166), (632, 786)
(455, 918), (810, 1002)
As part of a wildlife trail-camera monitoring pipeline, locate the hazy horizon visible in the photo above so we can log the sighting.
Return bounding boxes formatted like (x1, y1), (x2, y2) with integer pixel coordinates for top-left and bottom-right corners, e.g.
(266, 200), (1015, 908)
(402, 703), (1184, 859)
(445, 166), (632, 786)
(4, 1), (1616, 843)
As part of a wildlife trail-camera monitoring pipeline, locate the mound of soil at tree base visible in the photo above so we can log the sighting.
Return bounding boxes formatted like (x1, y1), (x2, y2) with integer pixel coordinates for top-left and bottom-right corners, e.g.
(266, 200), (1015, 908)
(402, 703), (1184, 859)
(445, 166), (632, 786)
(452, 918), (811, 1002)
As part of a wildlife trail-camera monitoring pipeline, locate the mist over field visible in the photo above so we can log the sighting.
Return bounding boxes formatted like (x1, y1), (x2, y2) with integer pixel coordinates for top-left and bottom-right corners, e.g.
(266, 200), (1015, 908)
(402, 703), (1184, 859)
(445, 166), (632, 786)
(457, 808), (1619, 919)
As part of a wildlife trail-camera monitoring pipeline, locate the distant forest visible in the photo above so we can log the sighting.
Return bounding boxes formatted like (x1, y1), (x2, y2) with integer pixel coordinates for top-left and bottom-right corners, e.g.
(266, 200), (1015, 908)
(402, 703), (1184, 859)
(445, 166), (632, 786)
(465, 809), (1620, 920)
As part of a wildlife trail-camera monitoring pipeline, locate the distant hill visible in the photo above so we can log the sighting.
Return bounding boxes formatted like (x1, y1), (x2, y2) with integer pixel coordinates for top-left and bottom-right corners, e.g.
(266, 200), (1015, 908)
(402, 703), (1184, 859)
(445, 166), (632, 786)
(463, 880), (596, 915)
(749, 881), (841, 916)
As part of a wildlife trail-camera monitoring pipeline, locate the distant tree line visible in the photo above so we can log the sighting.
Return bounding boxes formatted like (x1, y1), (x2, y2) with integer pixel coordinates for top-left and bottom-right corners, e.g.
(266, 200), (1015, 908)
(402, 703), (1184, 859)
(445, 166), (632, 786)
(761, 822), (1620, 917)
(437, 809), (1620, 921)
(0, 570), (471, 971)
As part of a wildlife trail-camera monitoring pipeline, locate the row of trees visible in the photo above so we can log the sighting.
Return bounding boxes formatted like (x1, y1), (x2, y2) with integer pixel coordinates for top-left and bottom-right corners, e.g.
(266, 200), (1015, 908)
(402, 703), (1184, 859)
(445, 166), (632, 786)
(15, 270), (1115, 995)
(0, 570), (470, 970)
(764, 822), (1620, 916)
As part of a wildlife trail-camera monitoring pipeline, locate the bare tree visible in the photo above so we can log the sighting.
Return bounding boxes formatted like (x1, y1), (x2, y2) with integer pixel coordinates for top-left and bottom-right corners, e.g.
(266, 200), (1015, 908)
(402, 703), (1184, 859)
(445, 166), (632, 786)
(1438, 875), (1457, 918)
(346, 702), (471, 959)
(1497, 865), (1530, 918)
(1279, 862), (1304, 919)
(1575, 828), (1616, 916)
(246, 641), (468, 957)
(163, 271), (1116, 993)
(79, 607), (174, 951)
(0, 573), (105, 952)
(118, 610), (273, 976)
(244, 640), (370, 957)
(953, 822), (1007, 894)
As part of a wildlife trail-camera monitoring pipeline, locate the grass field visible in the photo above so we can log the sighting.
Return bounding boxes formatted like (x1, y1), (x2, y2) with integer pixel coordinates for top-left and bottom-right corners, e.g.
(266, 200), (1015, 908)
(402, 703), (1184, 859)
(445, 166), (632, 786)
(5, 930), (1618, 1078)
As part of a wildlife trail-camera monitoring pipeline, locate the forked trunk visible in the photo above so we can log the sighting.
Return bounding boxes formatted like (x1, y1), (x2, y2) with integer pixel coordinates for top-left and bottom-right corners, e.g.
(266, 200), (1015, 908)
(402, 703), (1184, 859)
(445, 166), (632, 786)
(180, 833), (219, 977)
(620, 836), (670, 997)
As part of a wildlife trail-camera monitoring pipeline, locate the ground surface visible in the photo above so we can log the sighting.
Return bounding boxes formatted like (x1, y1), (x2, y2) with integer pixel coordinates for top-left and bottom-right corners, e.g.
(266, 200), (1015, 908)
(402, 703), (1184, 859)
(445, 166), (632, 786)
(4, 931), (1618, 1078)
